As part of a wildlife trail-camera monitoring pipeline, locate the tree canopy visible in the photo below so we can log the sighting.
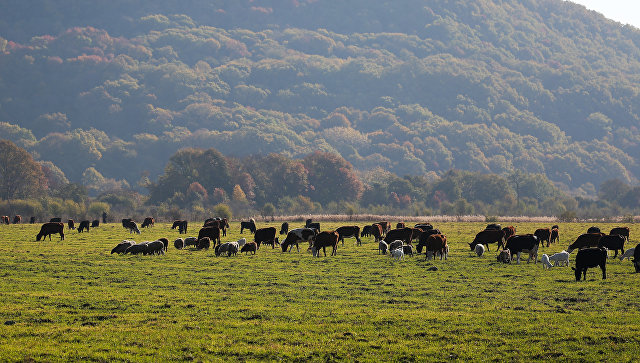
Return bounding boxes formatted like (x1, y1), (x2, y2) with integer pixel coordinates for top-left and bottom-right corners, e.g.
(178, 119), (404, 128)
(1, 0), (640, 209)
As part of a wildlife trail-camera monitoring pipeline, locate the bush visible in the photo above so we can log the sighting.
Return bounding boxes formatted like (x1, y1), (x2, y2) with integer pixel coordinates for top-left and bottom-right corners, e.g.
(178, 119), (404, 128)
(559, 210), (577, 222)
(484, 215), (499, 223)
(213, 203), (233, 220)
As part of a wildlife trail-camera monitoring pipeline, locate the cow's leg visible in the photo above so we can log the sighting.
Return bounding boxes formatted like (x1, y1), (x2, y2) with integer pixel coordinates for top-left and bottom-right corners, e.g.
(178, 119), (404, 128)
(517, 252), (521, 264)
(601, 264), (606, 279)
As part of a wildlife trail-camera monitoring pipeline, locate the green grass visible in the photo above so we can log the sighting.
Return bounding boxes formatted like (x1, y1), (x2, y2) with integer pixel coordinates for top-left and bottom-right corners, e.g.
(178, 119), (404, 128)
(1, 221), (639, 361)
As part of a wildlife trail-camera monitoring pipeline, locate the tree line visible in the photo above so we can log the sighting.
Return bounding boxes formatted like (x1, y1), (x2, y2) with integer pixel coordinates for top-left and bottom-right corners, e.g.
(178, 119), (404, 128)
(1, 140), (638, 221)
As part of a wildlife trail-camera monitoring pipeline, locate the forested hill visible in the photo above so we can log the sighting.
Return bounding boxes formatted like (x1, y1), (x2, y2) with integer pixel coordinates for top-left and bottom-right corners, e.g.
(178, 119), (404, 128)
(1, 0), (640, 195)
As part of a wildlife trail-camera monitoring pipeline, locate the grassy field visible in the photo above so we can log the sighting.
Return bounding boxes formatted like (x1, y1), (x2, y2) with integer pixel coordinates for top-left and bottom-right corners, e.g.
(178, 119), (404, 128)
(1, 220), (639, 362)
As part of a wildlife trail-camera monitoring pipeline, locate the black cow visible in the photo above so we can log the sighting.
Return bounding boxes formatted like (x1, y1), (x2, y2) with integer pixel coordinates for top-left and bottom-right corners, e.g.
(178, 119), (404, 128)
(335, 226), (361, 246)
(77, 220), (90, 233)
(610, 227), (630, 241)
(255, 227), (278, 249)
(280, 222), (289, 235)
(587, 226), (601, 234)
(49, 217), (62, 223)
(197, 226), (221, 246)
(598, 234), (625, 258)
(310, 231), (339, 257)
(383, 228), (414, 245)
(171, 220), (188, 234)
(361, 225), (372, 238)
(534, 228), (551, 247)
(567, 233), (603, 253)
(67, 219), (75, 230)
(240, 219), (256, 234)
(29, 216), (36, 224)
(91, 220), (100, 227)
(469, 229), (506, 252)
(36, 222), (64, 241)
(141, 217), (155, 228)
(573, 247), (607, 281)
(633, 243), (640, 273)
(485, 223), (501, 230)
(414, 223), (434, 231)
(505, 235), (539, 264)
(550, 228), (559, 244)
(305, 220), (320, 231)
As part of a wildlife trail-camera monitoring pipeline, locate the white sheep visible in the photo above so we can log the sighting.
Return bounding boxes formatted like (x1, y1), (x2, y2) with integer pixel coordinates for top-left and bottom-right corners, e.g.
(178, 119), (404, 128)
(541, 254), (553, 269)
(228, 241), (239, 256)
(237, 238), (247, 248)
(378, 241), (389, 254)
(474, 243), (485, 257)
(549, 250), (570, 267)
(390, 248), (404, 260)
(619, 247), (635, 261)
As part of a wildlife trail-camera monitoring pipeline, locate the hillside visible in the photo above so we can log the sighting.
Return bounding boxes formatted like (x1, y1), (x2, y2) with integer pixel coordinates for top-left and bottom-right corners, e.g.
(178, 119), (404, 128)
(1, 0), (640, 195)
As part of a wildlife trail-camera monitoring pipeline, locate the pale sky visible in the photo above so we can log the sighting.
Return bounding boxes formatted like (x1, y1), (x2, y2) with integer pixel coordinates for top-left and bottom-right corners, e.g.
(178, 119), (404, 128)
(568, 1), (640, 29)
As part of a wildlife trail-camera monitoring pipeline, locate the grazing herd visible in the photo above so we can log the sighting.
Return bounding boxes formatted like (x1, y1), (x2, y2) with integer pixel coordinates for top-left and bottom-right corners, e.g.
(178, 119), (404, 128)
(6, 215), (638, 280)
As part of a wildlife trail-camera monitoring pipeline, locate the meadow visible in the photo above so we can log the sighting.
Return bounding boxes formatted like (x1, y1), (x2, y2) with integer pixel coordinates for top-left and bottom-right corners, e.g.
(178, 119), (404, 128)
(0, 220), (639, 362)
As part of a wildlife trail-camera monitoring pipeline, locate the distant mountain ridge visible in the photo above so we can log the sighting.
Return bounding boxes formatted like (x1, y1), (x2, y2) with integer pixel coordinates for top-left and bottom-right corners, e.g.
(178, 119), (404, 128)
(1, 0), (639, 194)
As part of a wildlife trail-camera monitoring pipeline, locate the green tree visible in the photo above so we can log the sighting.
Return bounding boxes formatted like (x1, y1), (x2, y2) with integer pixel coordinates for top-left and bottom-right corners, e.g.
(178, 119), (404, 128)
(0, 139), (46, 201)
(213, 203), (232, 220)
(303, 151), (363, 205)
(261, 202), (276, 219)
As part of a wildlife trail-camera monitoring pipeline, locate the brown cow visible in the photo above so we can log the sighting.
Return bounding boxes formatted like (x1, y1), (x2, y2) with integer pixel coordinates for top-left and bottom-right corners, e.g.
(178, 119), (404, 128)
(2, 216), (9, 224)
(370, 223), (384, 242)
(377, 221), (390, 234)
(567, 233), (603, 253)
(36, 222), (64, 241)
(416, 229), (442, 253)
(204, 218), (230, 236)
(469, 229), (506, 251)
(424, 234), (448, 260)
(534, 228), (551, 247)
(502, 226), (516, 241)
(241, 241), (258, 255)
(13, 215), (21, 224)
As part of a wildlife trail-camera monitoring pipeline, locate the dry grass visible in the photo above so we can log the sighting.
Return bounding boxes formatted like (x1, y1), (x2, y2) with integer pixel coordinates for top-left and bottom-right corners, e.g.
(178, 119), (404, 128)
(261, 214), (633, 224)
